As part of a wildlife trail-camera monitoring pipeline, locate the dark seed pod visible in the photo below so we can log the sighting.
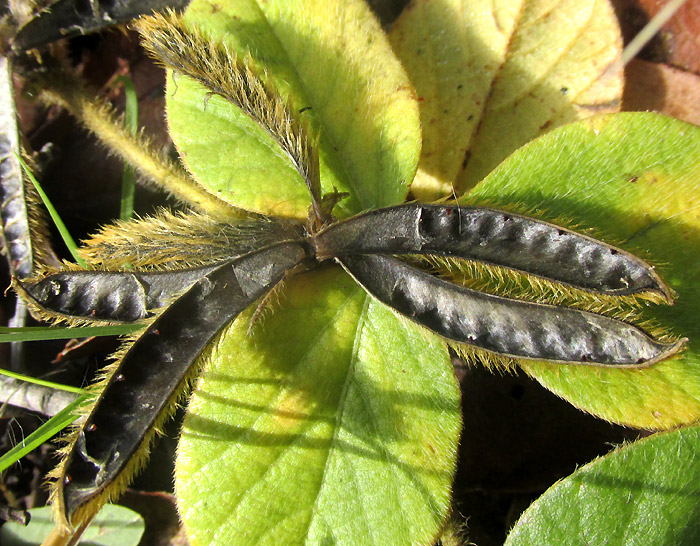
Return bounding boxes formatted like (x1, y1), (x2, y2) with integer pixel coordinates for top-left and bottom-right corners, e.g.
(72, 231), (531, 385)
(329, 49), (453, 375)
(338, 254), (684, 367)
(316, 204), (671, 300)
(56, 241), (309, 527)
(13, 0), (190, 51)
(18, 265), (221, 323)
(0, 57), (33, 281)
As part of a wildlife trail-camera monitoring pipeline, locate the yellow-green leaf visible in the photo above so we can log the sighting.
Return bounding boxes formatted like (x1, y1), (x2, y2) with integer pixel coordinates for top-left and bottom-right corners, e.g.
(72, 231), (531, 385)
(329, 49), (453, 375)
(389, 0), (622, 200)
(167, 0), (421, 219)
(177, 268), (461, 546)
(467, 112), (700, 429)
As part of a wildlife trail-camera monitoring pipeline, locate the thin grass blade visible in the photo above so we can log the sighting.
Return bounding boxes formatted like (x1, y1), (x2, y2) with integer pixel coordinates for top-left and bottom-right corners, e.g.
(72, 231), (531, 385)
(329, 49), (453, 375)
(18, 156), (86, 268)
(0, 325), (142, 343)
(0, 368), (86, 394)
(0, 393), (90, 474)
(115, 76), (138, 221)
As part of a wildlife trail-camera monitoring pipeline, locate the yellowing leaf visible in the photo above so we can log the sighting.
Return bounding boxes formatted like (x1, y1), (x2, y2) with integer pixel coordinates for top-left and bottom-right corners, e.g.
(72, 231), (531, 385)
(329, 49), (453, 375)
(167, 0), (421, 219)
(389, 0), (622, 200)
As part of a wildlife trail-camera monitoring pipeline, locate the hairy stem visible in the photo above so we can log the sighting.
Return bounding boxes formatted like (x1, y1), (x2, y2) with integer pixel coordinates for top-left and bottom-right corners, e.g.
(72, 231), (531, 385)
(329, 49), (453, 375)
(37, 75), (237, 222)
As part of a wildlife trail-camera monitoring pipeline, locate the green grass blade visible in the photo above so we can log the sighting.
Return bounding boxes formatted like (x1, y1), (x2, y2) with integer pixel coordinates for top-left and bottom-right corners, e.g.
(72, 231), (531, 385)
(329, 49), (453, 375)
(0, 393), (91, 473)
(18, 155), (87, 267)
(0, 368), (86, 394)
(0, 324), (142, 342)
(116, 76), (138, 221)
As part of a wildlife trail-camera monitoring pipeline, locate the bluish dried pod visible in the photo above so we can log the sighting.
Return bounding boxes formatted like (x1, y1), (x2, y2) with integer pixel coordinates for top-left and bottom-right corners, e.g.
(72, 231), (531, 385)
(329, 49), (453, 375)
(12, 0), (190, 51)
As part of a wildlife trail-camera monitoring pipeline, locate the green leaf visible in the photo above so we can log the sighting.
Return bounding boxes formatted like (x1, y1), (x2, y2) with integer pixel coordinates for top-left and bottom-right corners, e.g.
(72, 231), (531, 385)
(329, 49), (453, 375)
(0, 504), (144, 546)
(467, 112), (700, 429)
(177, 268), (461, 546)
(389, 0), (622, 200)
(167, 0), (421, 219)
(505, 425), (700, 545)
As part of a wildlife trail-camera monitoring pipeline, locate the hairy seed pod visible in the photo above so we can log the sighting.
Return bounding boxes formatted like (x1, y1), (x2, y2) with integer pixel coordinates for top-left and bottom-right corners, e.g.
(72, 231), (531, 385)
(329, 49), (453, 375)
(54, 241), (309, 529)
(338, 254), (684, 367)
(18, 265), (221, 322)
(13, 0), (191, 51)
(316, 204), (671, 300)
